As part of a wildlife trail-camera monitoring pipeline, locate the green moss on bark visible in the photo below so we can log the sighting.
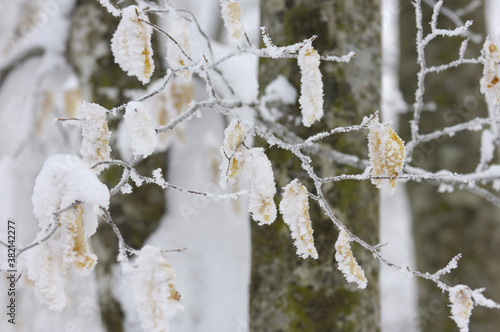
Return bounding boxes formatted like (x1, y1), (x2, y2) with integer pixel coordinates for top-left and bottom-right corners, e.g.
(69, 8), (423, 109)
(251, 0), (381, 331)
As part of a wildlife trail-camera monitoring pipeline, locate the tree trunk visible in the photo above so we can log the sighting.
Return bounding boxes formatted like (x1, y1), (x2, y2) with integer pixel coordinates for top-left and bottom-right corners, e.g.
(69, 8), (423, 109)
(399, 1), (500, 331)
(250, 1), (381, 331)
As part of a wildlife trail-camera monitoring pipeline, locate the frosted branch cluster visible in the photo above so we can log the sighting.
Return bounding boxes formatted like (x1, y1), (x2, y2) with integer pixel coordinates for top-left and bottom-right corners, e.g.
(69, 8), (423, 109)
(4, 0), (499, 331)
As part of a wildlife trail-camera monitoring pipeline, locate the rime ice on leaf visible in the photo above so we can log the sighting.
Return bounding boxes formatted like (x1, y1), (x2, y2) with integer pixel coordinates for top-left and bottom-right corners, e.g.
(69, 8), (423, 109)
(78, 102), (111, 172)
(279, 179), (318, 259)
(147, 78), (194, 151)
(130, 245), (183, 332)
(335, 229), (368, 289)
(124, 101), (158, 158)
(480, 40), (500, 104)
(298, 41), (324, 127)
(166, 12), (192, 81)
(25, 154), (110, 311)
(220, 0), (244, 48)
(246, 148), (277, 225)
(219, 119), (247, 188)
(449, 285), (473, 332)
(366, 113), (405, 191)
(111, 5), (155, 84)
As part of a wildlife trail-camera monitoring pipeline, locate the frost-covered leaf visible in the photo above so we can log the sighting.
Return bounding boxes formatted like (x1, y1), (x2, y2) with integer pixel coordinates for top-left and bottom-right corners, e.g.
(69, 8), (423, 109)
(335, 229), (368, 289)
(246, 148), (277, 225)
(25, 155), (110, 311)
(449, 285), (473, 332)
(298, 41), (324, 127)
(124, 101), (158, 159)
(279, 179), (318, 259)
(78, 102), (111, 172)
(220, 0), (244, 48)
(219, 119), (247, 188)
(111, 6), (155, 84)
(367, 113), (405, 191)
(166, 11), (192, 81)
(480, 40), (500, 104)
(130, 245), (183, 332)
(146, 78), (194, 151)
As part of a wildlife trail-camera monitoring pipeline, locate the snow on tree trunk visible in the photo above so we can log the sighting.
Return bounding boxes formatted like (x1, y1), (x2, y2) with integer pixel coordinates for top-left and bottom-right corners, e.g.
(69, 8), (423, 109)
(250, 0), (381, 330)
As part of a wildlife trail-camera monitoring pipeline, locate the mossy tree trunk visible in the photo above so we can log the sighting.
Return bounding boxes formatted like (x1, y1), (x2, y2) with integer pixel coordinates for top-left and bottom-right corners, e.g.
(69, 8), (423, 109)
(250, 1), (381, 331)
(399, 1), (500, 331)
(67, 1), (167, 331)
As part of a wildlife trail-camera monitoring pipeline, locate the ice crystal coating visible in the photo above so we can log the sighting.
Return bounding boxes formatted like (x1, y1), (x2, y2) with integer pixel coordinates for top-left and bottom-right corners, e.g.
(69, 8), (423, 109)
(335, 229), (368, 289)
(111, 6), (155, 84)
(298, 41), (324, 127)
(449, 285), (473, 332)
(366, 113), (405, 190)
(98, 0), (121, 17)
(148, 78), (194, 151)
(247, 148), (277, 225)
(25, 154), (110, 311)
(130, 245), (183, 332)
(124, 101), (158, 158)
(166, 11), (191, 81)
(279, 179), (318, 259)
(220, 119), (247, 188)
(480, 40), (500, 104)
(220, 0), (244, 48)
(78, 102), (111, 172)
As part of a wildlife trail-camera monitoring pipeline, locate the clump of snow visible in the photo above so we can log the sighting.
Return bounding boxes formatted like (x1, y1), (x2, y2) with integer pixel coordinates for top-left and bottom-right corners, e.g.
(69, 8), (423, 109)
(129, 245), (183, 332)
(25, 154), (110, 311)
(111, 5), (155, 84)
(166, 11), (192, 81)
(366, 113), (405, 191)
(98, 0), (121, 17)
(449, 285), (473, 332)
(220, 0), (245, 48)
(77, 102), (111, 172)
(480, 39), (500, 104)
(246, 148), (277, 225)
(279, 179), (318, 259)
(335, 229), (368, 289)
(219, 119), (247, 188)
(298, 41), (324, 127)
(263, 75), (298, 105)
(124, 101), (158, 159)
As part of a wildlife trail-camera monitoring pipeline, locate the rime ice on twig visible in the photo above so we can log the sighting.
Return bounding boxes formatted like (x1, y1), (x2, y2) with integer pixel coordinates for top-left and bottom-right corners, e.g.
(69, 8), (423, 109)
(279, 179), (318, 259)
(220, 0), (244, 48)
(111, 6), (155, 84)
(130, 245), (183, 332)
(366, 113), (405, 191)
(220, 119), (247, 188)
(246, 148), (277, 225)
(25, 155), (110, 311)
(124, 101), (158, 158)
(98, 0), (121, 17)
(77, 102), (111, 172)
(298, 41), (324, 127)
(335, 229), (368, 289)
